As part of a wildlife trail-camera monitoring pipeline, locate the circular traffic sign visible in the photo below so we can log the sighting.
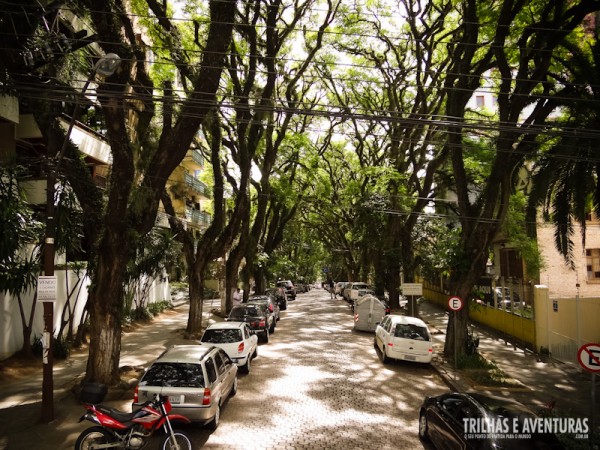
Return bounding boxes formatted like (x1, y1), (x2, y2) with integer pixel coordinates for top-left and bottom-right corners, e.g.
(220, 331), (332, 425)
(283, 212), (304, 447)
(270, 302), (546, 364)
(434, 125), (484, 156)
(448, 296), (463, 311)
(577, 343), (600, 373)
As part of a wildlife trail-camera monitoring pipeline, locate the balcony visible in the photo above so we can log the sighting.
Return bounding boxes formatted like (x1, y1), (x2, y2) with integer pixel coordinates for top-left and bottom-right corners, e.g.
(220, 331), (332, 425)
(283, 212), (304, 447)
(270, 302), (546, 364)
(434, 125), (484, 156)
(191, 149), (204, 166)
(184, 173), (210, 198)
(185, 208), (211, 227)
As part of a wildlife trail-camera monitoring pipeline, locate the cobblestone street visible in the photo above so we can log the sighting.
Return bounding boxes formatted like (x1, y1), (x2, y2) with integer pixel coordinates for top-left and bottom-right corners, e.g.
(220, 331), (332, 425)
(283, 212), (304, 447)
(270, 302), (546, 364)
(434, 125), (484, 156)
(190, 289), (448, 449)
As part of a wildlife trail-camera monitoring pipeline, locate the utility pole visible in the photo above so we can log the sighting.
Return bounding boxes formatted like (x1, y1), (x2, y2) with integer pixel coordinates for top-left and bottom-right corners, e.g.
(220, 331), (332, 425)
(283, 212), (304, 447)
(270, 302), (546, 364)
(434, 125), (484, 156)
(40, 53), (121, 423)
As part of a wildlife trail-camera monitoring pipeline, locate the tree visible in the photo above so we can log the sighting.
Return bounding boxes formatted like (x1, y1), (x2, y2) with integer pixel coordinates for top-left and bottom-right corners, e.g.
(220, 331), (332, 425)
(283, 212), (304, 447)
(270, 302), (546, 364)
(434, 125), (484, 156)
(0, 0), (238, 383)
(528, 21), (600, 266)
(442, 0), (600, 359)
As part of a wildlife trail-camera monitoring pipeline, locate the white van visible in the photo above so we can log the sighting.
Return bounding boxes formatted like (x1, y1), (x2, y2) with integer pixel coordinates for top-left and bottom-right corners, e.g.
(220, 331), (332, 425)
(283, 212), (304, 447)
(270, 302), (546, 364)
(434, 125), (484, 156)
(353, 295), (386, 332)
(374, 315), (433, 364)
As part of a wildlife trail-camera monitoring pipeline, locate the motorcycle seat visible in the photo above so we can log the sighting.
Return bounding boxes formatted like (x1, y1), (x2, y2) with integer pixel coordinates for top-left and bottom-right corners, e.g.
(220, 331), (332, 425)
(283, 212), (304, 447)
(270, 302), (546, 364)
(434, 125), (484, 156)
(96, 405), (139, 423)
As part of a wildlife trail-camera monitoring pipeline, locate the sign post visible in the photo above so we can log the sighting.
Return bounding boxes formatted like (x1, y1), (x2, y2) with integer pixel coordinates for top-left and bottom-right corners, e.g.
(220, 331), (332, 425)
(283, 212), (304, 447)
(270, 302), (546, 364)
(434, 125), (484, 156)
(448, 296), (464, 379)
(402, 283), (422, 317)
(578, 343), (600, 437)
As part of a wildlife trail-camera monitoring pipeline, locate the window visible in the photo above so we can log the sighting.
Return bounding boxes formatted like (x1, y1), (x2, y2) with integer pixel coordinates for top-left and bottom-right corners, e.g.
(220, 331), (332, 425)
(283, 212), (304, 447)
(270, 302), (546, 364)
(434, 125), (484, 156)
(586, 249), (600, 280)
(205, 358), (217, 384)
(475, 95), (485, 107)
(201, 329), (242, 343)
(214, 350), (230, 376)
(394, 324), (431, 341)
(140, 362), (204, 388)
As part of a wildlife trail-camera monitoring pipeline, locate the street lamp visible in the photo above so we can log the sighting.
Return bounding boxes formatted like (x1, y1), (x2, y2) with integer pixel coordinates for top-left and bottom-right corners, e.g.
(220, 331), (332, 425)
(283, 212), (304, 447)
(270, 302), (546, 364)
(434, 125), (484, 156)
(41, 53), (120, 423)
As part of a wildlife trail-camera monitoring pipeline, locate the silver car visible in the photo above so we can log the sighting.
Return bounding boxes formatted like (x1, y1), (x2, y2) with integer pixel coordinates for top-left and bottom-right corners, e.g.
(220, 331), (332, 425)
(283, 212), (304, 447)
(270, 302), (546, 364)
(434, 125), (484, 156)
(133, 345), (238, 429)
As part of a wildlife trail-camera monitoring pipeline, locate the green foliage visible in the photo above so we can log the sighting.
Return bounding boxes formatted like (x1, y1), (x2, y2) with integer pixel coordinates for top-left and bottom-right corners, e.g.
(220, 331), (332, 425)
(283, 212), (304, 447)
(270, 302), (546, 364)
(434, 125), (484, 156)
(502, 192), (543, 278)
(413, 216), (462, 281)
(0, 166), (43, 295)
(32, 335), (71, 360)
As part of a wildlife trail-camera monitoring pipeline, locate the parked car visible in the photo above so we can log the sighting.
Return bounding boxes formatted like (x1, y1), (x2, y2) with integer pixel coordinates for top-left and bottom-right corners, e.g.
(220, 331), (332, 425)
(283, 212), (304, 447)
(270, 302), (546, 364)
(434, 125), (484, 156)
(374, 314), (433, 364)
(227, 303), (271, 343)
(334, 282), (347, 297)
(276, 280), (296, 300)
(494, 287), (525, 309)
(344, 282), (370, 303)
(199, 322), (258, 374)
(247, 294), (279, 332)
(133, 345), (237, 429)
(265, 287), (288, 310)
(295, 283), (306, 293)
(418, 392), (565, 449)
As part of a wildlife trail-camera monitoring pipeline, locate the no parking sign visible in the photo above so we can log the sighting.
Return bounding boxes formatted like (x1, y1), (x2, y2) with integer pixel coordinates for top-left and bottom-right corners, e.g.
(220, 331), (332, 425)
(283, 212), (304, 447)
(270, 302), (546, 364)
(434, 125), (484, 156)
(578, 343), (600, 373)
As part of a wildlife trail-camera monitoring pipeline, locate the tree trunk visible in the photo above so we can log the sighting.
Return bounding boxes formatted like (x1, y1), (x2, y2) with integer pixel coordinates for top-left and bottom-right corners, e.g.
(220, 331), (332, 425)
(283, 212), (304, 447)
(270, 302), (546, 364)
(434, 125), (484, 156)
(186, 267), (205, 337)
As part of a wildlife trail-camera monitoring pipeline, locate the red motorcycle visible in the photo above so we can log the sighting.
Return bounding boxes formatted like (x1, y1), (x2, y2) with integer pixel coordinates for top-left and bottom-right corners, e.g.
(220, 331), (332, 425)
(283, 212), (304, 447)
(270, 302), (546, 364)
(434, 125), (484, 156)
(75, 383), (192, 450)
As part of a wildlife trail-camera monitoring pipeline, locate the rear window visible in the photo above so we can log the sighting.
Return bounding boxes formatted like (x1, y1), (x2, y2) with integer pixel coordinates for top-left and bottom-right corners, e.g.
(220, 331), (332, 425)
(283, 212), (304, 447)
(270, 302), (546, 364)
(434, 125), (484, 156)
(140, 362), (205, 388)
(229, 306), (259, 318)
(201, 328), (242, 343)
(394, 323), (430, 341)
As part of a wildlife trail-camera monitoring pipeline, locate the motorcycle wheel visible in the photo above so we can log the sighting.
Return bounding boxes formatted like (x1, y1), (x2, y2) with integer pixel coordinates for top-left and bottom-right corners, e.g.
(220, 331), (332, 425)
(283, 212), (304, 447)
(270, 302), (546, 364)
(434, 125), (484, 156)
(75, 426), (114, 450)
(160, 430), (192, 450)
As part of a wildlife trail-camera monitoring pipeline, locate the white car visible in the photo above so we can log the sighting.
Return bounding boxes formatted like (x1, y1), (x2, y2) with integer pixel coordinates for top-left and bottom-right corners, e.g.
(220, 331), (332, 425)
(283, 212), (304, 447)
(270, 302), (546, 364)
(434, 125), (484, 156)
(345, 282), (370, 303)
(200, 322), (258, 373)
(374, 314), (433, 364)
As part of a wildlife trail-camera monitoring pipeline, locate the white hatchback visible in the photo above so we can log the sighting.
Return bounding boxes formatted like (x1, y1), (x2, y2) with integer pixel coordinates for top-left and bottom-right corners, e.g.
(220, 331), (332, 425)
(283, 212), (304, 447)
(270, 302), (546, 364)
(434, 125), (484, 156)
(200, 322), (258, 373)
(374, 314), (433, 364)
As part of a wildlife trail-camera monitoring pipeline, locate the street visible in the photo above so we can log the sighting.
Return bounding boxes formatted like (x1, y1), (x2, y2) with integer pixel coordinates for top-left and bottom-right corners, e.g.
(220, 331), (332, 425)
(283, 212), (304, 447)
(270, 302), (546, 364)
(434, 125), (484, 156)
(187, 288), (447, 449)
(0, 288), (449, 450)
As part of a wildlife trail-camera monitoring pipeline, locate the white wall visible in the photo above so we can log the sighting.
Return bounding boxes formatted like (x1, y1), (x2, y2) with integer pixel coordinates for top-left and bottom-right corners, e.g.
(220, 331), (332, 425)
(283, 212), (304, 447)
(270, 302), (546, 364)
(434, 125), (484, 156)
(0, 269), (171, 360)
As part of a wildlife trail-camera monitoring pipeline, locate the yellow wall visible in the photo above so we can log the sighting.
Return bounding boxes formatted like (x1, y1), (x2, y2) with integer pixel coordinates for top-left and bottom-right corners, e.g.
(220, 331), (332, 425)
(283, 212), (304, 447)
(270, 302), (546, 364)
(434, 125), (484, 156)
(423, 286), (536, 348)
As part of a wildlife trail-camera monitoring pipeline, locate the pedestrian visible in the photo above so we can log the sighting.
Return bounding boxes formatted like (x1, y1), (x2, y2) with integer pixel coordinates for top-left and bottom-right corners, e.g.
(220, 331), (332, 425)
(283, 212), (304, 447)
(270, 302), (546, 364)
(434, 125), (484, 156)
(328, 278), (335, 299)
(233, 287), (241, 306)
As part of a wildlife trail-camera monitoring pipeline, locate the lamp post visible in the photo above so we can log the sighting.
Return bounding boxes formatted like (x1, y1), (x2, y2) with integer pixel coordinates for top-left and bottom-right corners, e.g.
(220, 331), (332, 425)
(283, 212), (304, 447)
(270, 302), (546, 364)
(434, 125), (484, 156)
(41, 53), (120, 423)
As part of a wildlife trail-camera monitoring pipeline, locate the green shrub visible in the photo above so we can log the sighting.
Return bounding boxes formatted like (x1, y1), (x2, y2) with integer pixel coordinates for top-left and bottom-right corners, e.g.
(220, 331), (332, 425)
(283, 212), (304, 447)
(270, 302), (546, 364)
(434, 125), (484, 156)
(130, 307), (152, 322)
(148, 300), (172, 316)
(32, 335), (71, 359)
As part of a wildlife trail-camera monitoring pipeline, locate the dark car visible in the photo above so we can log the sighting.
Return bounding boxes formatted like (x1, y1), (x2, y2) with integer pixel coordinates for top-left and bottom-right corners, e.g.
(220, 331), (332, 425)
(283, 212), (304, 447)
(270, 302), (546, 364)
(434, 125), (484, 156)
(276, 280), (296, 300)
(246, 294), (279, 332)
(266, 287), (288, 311)
(227, 304), (271, 343)
(419, 392), (565, 449)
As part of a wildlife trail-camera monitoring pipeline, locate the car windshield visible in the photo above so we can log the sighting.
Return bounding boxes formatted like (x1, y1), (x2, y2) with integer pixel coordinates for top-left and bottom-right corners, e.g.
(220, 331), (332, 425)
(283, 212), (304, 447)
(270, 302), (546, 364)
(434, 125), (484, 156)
(229, 306), (259, 318)
(394, 323), (430, 341)
(140, 362), (204, 388)
(201, 328), (242, 343)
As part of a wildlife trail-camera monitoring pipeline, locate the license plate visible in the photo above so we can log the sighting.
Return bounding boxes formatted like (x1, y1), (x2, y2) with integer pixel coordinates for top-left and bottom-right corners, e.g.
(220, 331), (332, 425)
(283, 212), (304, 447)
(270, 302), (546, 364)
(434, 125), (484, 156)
(404, 355), (416, 361)
(169, 395), (182, 404)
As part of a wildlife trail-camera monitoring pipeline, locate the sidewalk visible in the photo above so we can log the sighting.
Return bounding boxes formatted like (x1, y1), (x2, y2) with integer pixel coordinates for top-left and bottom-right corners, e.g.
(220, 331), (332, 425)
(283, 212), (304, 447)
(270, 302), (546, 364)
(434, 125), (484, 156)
(0, 297), (219, 450)
(419, 299), (599, 424)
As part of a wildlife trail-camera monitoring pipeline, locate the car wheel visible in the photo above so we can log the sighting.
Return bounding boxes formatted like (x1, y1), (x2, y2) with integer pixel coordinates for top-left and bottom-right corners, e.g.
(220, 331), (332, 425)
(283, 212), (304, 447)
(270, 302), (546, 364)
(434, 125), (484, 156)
(281, 302), (287, 310)
(242, 356), (251, 374)
(418, 410), (429, 441)
(230, 376), (238, 396)
(269, 321), (275, 333)
(263, 328), (269, 343)
(252, 347), (258, 358)
(373, 336), (378, 348)
(380, 343), (389, 363)
(208, 403), (221, 430)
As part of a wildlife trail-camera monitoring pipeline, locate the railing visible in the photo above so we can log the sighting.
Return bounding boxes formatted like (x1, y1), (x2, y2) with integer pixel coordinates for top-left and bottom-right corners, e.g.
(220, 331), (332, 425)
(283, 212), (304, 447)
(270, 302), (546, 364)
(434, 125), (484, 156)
(185, 207), (211, 227)
(184, 173), (210, 198)
(191, 149), (204, 166)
